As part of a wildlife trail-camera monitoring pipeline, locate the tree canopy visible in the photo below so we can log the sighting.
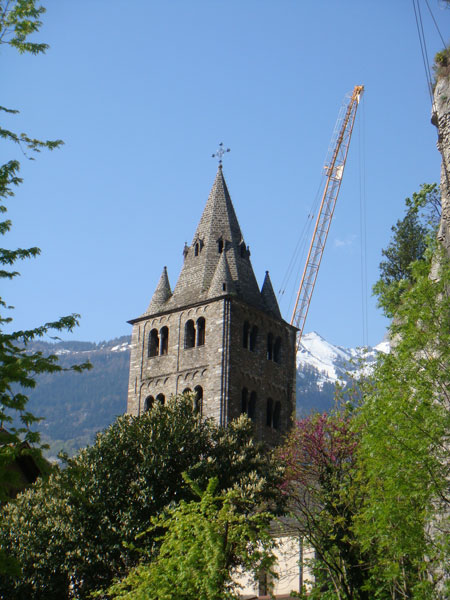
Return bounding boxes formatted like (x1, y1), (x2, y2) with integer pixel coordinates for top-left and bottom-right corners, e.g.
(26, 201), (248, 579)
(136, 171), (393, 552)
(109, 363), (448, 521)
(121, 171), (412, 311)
(280, 183), (449, 598)
(0, 0), (91, 577)
(355, 252), (450, 599)
(373, 183), (440, 317)
(0, 0), (91, 483)
(0, 396), (284, 599)
(101, 476), (275, 600)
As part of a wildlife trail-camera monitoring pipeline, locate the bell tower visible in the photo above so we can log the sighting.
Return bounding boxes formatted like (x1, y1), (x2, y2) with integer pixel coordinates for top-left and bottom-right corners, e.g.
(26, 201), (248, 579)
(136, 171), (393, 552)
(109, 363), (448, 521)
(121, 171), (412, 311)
(127, 165), (297, 443)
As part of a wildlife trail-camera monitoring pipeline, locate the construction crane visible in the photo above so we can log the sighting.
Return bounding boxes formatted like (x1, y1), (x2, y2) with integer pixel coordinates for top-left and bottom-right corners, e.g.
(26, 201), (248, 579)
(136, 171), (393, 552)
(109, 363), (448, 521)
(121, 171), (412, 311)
(290, 85), (364, 349)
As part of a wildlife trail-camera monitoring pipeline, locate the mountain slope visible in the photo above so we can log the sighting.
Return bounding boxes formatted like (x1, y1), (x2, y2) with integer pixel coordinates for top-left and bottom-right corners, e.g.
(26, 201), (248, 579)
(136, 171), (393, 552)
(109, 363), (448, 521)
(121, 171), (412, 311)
(25, 337), (131, 459)
(296, 331), (388, 415)
(298, 331), (388, 383)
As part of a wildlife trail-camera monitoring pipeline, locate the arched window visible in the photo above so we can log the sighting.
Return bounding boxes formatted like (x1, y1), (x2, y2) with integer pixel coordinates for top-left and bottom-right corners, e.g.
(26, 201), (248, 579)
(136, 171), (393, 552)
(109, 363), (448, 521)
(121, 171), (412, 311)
(196, 317), (206, 346)
(184, 320), (195, 348)
(240, 242), (246, 258)
(144, 396), (155, 412)
(243, 321), (250, 349)
(267, 333), (274, 361)
(217, 239), (224, 254)
(194, 242), (199, 256)
(183, 387), (192, 395)
(248, 391), (257, 421)
(241, 387), (248, 414)
(160, 326), (169, 355)
(273, 401), (281, 430)
(266, 398), (274, 427)
(242, 389), (256, 421)
(149, 329), (159, 357)
(273, 337), (281, 363)
(156, 393), (165, 405)
(194, 385), (203, 414)
(250, 326), (258, 352)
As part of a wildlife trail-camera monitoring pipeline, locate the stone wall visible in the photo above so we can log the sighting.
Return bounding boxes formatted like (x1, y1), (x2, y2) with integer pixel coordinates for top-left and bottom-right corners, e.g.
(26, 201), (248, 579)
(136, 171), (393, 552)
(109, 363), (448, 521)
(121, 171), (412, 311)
(127, 295), (296, 444)
(127, 299), (225, 423)
(432, 76), (450, 254)
(429, 72), (450, 595)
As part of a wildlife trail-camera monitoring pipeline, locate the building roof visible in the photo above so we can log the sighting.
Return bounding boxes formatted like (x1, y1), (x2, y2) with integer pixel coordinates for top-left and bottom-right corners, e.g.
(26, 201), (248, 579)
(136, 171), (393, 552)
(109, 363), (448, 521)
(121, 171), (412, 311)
(145, 165), (283, 318)
(147, 266), (172, 313)
(261, 271), (282, 319)
(207, 250), (236, 298)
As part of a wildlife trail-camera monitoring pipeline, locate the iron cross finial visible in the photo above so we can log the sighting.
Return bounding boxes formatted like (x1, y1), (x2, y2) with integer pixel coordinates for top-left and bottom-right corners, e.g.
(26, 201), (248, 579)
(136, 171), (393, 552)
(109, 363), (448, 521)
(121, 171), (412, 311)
(212, 142), (230, 165)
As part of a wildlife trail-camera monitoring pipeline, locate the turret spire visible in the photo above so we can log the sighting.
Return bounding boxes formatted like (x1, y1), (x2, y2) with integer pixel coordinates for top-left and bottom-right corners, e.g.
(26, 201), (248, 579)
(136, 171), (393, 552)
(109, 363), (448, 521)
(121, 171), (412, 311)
(207, 250), (236, 298)
(261, 271), (281, 318)
(147, 266), (172, 314)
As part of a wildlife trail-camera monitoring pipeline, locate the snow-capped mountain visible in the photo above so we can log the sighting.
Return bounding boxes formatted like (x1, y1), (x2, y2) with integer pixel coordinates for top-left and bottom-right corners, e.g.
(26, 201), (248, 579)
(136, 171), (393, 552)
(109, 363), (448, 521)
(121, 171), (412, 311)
(297, 331), (389, 387)
(295, 332), (389, 416)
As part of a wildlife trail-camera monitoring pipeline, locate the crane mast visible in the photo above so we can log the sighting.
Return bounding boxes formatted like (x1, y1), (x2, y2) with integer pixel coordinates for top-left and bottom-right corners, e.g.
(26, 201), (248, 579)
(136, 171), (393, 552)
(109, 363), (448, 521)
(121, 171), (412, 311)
(290, 85), (364, 349)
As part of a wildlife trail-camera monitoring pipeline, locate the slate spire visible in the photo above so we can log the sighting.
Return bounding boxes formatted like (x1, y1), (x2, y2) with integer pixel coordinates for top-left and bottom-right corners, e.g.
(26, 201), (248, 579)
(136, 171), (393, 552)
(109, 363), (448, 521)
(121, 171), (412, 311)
(147, 266), (172, 314)
(261, 271), (282, 318)
(167, 166), (263, 309)
(207, 250), (236, 298)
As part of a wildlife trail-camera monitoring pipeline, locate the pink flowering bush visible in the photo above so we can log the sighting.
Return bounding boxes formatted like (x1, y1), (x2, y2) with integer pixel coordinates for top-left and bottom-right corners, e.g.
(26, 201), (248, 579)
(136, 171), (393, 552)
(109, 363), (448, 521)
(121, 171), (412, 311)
(279, 412), (371, 600)
(282, 413), (358, 488)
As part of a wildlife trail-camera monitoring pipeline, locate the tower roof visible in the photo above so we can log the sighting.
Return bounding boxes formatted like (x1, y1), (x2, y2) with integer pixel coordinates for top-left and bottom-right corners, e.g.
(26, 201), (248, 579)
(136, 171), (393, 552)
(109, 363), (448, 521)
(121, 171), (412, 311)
(165, 165), (264, 310)
(261, 271), (282, 319)
(146, 266), (172, 313)
(207, 250), (236, 298)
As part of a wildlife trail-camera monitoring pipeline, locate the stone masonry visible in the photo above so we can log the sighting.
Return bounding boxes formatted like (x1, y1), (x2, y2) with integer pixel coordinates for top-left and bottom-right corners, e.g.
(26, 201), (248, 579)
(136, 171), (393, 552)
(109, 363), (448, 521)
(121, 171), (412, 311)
(429, 70), (450, 594)
(127, 165), (297, 444)
(432, 76), (450, 255)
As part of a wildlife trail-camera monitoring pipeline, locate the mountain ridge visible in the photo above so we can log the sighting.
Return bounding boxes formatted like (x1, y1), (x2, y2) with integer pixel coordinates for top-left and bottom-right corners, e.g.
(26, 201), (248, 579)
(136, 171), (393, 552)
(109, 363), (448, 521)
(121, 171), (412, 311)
(22, 333), (388, 458)
(298, 331), (389, 385)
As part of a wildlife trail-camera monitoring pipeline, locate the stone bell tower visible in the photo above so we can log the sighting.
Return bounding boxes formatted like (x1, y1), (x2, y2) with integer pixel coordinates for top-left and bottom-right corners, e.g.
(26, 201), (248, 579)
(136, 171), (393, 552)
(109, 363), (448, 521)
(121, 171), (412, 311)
(127, 164), (297, 443)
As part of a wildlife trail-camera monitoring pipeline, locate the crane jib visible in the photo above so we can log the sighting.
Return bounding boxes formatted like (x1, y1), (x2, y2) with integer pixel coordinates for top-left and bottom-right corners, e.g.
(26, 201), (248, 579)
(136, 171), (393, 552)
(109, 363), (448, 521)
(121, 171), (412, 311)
(290, 85), (364, 350)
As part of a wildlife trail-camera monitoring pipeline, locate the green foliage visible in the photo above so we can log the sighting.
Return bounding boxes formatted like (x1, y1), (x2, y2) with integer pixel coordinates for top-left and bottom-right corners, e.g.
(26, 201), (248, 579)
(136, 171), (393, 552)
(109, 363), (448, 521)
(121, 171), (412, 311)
(0, 0), (90, 498)
(356, 252), (450, 599)
(299, 187), (450, 598)
(0, 1), (91, 581)
(434, 45), (450, 82)
(0, 396), (283, 599)
(373, 183), (439, 317)
(102, 476), (275, 600)
(0, 0), (48, 55)
(282, 280), (450, 600)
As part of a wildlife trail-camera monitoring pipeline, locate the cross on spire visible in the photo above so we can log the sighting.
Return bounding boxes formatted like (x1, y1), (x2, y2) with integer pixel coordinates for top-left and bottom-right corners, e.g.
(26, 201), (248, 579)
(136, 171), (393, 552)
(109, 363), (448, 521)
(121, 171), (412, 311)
(212, 142), (230, 165)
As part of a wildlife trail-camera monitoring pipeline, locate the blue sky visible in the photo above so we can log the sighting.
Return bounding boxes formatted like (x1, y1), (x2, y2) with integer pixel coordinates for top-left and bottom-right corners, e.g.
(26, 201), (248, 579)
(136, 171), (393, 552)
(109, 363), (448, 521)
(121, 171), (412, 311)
(3, 0), (450, 348)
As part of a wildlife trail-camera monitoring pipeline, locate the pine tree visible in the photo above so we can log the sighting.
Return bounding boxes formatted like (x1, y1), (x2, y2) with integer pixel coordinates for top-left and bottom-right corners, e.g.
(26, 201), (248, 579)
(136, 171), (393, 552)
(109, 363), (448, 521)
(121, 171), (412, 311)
(373, 183), (439, 317)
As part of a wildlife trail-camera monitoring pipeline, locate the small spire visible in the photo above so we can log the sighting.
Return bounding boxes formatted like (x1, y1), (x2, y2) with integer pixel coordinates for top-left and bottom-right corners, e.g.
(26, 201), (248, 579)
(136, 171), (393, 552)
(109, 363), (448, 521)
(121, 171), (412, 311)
(261, 271), (281, 319)
(207, 251), (235, 298)
(147, 266), (172, 314)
